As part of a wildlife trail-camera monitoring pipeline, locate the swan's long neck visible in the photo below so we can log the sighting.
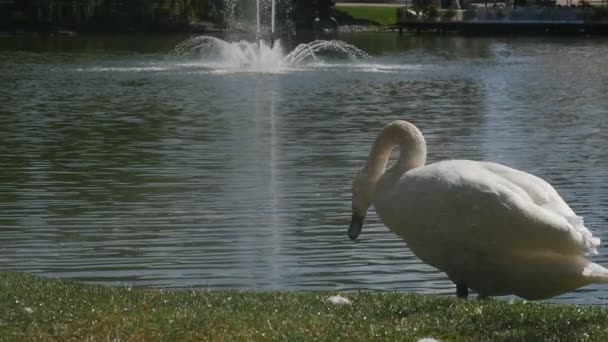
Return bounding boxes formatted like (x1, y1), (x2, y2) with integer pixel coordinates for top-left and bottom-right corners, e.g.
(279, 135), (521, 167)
(364, 121), (427, 198)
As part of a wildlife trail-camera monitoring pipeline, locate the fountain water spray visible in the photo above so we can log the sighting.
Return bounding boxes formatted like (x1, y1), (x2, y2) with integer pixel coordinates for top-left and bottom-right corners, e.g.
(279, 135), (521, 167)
(270, 0), (275, 47)
(256, 0), (260, 34)
(256, 0), (276, 47)
(173, 36), (369, 72)
(171, 0), (369, 72)
(271, 0), (275, 34)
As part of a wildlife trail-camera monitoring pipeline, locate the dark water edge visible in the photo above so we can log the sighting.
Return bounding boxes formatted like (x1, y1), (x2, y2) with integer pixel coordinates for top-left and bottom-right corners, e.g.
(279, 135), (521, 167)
(397, 20), (608, 36)
(5, 25), (608, 41)
(0, 21), (221, 37)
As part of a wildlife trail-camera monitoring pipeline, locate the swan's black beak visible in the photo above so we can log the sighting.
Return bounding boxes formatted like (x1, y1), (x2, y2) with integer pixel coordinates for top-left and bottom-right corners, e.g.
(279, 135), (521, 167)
(348, 212), (365, 240)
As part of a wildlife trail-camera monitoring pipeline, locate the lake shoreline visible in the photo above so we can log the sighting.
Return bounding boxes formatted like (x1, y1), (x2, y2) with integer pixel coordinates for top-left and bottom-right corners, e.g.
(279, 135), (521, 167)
(2, 271), (608, 340)
(396, 20), (608, 36)
(0, 25), (220, 38)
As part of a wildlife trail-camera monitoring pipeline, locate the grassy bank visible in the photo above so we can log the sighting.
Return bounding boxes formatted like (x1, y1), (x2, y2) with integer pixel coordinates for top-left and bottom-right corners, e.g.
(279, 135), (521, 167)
(334, 5), (399, 27)
(2, 272), (608, 341)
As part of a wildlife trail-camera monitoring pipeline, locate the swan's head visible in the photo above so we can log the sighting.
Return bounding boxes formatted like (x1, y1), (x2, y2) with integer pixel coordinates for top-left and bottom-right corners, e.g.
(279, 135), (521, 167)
(348, 168), (374, 240)
(347, 120), (427, 240)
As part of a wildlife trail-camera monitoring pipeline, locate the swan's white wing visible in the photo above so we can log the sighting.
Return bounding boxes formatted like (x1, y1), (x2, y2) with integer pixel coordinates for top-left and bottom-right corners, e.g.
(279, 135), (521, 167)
(479, 162), (575, 216)
(482, 181), (595, 255)
(479, 161), (600, 254)
(379, 161), (599, 258)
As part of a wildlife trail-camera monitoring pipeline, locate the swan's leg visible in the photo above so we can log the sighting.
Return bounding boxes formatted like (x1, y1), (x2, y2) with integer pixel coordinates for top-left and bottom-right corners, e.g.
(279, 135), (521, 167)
(456, 284), (468, 299)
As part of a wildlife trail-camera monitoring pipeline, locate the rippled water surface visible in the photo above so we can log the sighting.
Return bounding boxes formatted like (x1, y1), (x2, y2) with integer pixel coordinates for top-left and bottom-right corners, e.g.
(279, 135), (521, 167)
(1, 33), (607, 305)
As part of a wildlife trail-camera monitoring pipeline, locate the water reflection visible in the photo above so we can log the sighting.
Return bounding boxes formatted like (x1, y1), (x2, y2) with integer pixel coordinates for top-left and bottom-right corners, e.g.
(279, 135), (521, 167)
(0, 34), (607, 305)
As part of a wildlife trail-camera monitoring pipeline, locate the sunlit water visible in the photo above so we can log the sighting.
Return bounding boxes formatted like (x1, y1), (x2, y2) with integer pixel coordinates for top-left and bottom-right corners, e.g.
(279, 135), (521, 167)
(1, 33), (607, 305)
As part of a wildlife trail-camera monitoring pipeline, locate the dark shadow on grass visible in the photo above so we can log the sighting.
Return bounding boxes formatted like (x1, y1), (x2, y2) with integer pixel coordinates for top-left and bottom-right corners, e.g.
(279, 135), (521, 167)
(332, 9), (381, 27)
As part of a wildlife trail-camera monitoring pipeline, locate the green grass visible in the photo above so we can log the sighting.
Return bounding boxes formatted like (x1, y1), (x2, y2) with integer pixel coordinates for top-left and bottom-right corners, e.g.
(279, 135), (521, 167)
(2, 272), (608, 341)
(334, 6), (399, 27)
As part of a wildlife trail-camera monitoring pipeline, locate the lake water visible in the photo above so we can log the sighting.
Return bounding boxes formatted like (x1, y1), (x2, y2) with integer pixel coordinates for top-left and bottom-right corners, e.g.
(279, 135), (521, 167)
(1, 33), (607, 305)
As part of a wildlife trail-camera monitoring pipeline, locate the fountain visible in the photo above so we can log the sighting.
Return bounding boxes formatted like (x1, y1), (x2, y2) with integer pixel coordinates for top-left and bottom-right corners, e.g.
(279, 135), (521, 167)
(171, 0), (369, 73)
(173, 37), (369, 72)
(256, 0), (274, 37)
(222, 0), (280, 39)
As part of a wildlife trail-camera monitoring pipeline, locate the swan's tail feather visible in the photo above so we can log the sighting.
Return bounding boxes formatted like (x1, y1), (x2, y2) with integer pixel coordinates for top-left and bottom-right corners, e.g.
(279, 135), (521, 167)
(566, 215), (601, 254)
(583, 262), (608, 284)
(566, 215), (584, 226)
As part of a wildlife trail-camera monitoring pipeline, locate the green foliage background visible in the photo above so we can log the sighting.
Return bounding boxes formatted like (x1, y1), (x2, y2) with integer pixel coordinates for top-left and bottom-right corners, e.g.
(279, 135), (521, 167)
(0, 0), (321, 31)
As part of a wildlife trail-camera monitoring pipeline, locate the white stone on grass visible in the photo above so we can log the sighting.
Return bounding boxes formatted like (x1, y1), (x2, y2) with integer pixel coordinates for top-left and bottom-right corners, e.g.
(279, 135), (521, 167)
(325, 295), (351, 305)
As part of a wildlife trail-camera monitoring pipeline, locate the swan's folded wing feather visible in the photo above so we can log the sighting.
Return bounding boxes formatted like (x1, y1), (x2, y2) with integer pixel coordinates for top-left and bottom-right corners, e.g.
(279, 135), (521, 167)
(483, 182), (592, 255)
(390, 165), (594, 257)
(479, 162), (575, 216)
(478, 162), (600, 254)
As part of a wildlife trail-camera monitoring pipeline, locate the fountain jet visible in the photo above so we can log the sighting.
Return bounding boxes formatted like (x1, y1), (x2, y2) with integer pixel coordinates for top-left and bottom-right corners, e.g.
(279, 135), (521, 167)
(171, 0), (368, 72)
(172, 37), (369, 72)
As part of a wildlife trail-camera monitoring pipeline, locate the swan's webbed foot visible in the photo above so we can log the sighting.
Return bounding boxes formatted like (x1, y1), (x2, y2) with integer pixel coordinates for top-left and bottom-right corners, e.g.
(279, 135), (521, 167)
(456, 283), (468, 299)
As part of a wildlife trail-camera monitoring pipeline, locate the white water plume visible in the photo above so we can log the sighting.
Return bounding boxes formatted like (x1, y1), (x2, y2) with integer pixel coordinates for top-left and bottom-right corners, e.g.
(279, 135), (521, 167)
(283, 40), (370, 65)
(172, 36), (370, 71)
(271, 0), (275, 34)
(255, 0), (275, 34)
(224, 0), (281, 35)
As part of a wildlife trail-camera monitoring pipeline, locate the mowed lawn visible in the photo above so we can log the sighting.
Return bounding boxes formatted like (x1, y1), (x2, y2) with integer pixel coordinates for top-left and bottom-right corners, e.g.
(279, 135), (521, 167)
(2, 272), (608, 341)
(334, 5), (400, 26)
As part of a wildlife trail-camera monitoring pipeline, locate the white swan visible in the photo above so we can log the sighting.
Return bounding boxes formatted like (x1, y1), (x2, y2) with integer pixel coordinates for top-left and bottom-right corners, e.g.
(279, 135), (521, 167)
(348, 120), (608, 300)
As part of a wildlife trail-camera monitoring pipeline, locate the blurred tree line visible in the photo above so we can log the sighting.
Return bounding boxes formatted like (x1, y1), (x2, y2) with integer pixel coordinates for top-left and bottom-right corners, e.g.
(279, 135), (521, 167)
(0, 0), (326, 32)
(0, 0), (225, 31)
